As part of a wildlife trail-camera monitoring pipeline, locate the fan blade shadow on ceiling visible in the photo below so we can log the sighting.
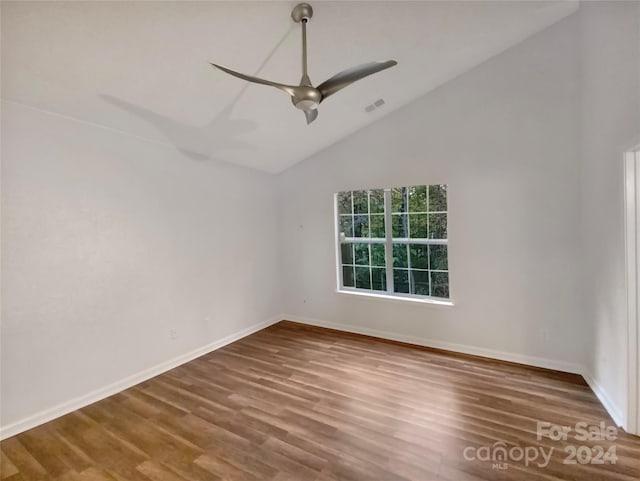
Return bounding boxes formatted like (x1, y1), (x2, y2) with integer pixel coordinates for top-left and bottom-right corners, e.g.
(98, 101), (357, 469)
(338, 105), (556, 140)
(100, 94), (257, 162)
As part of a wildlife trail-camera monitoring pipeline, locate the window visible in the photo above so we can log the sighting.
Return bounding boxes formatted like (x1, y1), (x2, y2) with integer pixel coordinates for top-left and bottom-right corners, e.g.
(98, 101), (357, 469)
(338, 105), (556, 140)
(336, 185), (449, 301)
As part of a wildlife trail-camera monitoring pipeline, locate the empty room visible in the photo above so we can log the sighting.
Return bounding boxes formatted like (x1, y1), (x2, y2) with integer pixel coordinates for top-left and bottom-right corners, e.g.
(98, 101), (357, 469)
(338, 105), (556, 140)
(2, 1), (640, 480)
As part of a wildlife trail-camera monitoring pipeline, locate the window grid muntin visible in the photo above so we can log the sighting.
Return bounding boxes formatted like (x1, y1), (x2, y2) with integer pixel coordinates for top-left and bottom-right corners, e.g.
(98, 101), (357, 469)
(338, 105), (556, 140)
(337, 185), (449, 300)
(340, 241), (387, 293)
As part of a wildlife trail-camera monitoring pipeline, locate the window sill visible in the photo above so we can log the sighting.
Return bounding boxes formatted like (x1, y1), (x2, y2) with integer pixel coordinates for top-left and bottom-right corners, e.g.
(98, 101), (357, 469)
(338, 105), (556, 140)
(336, 289), (454, 307)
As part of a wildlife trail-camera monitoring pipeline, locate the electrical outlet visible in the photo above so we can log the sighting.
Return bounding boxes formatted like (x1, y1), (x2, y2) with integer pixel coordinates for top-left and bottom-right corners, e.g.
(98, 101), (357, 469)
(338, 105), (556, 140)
(169, 329), (178, 340)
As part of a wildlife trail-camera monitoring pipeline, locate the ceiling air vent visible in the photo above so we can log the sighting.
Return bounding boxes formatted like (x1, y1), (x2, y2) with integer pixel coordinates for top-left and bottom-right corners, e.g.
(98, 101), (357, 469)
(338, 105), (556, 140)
(364, 98), (385, 113)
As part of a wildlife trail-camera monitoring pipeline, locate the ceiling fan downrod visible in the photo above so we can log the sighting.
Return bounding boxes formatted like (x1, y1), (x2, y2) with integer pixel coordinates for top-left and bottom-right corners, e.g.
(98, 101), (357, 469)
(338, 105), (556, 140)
(292, 3), (313, 86)
(291, 3), (319, 111)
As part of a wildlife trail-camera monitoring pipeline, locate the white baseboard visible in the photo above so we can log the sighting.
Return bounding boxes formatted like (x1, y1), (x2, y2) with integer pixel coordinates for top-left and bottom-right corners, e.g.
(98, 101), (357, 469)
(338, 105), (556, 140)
(284, 314), (584, 374)
(0, 316), (281, 440)
(581, 371), (625, 427)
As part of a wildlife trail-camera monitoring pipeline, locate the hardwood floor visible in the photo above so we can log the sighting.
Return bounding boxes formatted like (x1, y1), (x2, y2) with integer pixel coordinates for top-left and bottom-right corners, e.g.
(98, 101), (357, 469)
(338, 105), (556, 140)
(2, 321), (639, 481)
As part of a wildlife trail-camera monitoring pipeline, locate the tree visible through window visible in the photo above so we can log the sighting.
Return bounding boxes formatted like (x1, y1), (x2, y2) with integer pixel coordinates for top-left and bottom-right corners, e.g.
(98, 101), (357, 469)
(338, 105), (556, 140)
(336, 185), (449, 300)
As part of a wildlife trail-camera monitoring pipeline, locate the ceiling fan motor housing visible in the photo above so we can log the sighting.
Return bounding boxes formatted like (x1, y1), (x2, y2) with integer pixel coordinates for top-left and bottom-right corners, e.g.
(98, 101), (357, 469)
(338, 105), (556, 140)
(292, 86), (322, 110)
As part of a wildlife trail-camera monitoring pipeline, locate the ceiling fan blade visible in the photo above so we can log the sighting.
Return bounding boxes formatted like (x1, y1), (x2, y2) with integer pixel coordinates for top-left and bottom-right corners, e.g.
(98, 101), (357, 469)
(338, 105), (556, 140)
(304, 109), (318, 125)
(210, 63), (299, 97)
(317, 60), (398, 100)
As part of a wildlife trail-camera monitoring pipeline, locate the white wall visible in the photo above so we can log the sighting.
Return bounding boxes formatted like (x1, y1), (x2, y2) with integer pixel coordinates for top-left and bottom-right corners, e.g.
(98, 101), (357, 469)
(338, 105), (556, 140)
(579, 1), (640, 426)
(0, 101), (280, 432)
(278, 14), (586, 371)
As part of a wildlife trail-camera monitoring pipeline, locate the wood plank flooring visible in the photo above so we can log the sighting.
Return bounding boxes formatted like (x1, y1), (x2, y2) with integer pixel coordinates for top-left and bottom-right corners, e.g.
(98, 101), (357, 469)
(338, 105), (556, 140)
(1, 321), (639, 480)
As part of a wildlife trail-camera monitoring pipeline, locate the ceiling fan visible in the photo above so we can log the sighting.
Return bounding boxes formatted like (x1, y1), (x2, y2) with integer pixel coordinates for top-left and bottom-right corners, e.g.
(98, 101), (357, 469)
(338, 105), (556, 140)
(210, 3), (397, 125)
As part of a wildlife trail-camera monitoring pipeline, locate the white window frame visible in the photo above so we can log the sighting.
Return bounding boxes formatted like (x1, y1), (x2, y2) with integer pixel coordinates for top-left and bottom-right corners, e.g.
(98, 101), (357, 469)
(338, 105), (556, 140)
(334, 187), (452, 305)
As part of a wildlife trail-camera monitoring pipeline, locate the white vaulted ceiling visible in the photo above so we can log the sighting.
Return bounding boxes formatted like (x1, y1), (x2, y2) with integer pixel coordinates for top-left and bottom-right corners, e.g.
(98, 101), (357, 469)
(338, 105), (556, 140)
(1, 1), (578, 173)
